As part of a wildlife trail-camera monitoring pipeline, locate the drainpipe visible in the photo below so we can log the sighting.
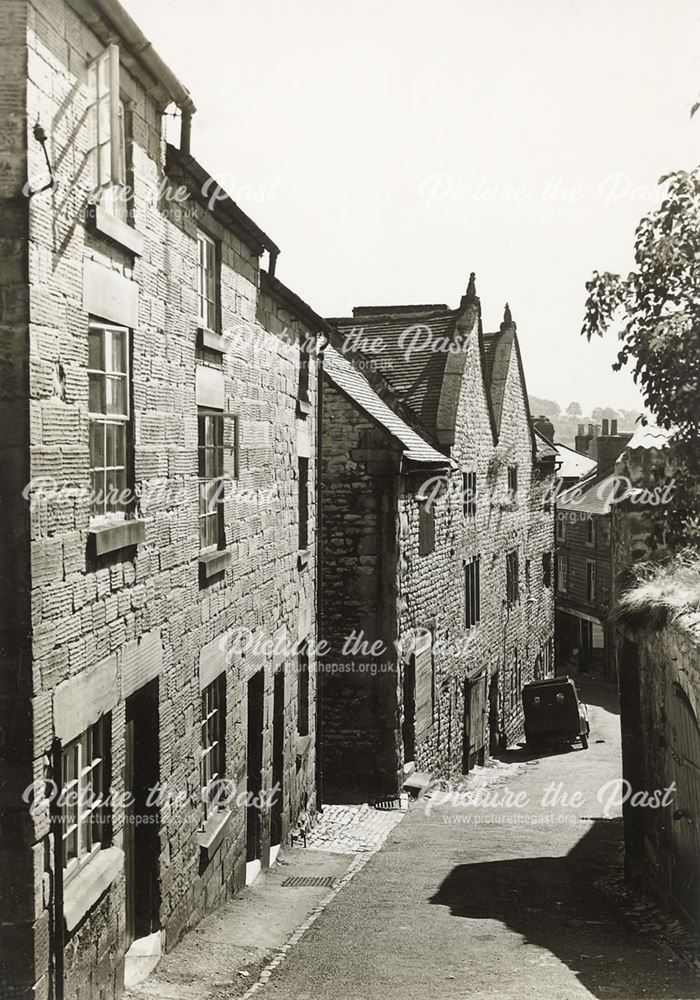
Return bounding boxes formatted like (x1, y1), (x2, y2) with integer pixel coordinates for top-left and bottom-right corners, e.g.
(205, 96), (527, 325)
(180, 110), (192, 155)
(50, 738), (64, 1000)
(315, 332), (328, 813)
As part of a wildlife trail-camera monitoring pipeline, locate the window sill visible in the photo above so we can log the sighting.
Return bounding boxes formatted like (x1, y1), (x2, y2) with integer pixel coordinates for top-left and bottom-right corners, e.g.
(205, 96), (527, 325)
(64, 846), (124, 932)
(297, 548), (310, 569)
(296, 398), (312, 417)
(86, 203), (145, 256)
(198, 328), (227, 353)
(88, 518), (145, 557)
(199, 548), (233, 581)
(197, 808), (233, 864)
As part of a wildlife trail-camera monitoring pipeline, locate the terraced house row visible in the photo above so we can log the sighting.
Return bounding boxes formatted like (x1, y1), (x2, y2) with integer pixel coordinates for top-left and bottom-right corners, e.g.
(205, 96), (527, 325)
(320, 289), (557, 801)
(0, 1), (554, 998)
(1, 2), (318, 997)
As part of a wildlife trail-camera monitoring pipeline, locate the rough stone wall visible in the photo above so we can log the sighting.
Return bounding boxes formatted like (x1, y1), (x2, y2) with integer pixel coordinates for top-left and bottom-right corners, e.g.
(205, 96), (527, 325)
(0, 5), (36, 999)
(4, 4), (318, 998)
(319, 379), (402, 801)
(617, 618), (700, 925)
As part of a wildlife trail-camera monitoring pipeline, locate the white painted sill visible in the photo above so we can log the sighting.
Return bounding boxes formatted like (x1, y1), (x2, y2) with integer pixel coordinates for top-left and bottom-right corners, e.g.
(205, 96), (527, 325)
(63, 846), (124, 932)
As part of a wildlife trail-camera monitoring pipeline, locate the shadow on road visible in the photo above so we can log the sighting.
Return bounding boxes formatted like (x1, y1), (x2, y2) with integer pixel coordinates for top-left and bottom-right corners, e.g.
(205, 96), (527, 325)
(429, 819), (697, 998)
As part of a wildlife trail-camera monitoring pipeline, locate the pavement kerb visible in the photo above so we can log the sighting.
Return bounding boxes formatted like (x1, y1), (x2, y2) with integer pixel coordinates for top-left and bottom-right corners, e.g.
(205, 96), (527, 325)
(241, 816), (405, 997)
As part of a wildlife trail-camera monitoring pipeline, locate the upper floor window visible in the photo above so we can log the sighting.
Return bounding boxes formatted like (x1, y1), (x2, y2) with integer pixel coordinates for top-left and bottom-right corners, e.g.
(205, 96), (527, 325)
(86, 45), (127, 221)
(506, 550), (519, 607)
(556, 553), (568, 594)
(586, 559), (596, 602)
(61, 716), (110, 879)
(585, 517), (596, 546)
(542, 551), (552, 588)
(298, 457), (309, 551)
(197, 230), (219, 331)
(463, 471), (477, 517)
(198, 410), (224, 550)
(88, 322), (130, 519)
(201, 674), (226, 818)
(419, 502), (435, 556)
(556, 515), (566, 541)
(465, 555), (481, 629)
(507, 465), (518, 496)
(298, 343), (311, 404)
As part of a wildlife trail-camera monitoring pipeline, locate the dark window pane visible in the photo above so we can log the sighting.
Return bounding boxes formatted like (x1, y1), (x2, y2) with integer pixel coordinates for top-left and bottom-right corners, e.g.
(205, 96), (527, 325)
(89, 421), (104, 469)
(89, 374), (105, 413)
(110, 331), (127, 373)
(88, 328), (103, 369)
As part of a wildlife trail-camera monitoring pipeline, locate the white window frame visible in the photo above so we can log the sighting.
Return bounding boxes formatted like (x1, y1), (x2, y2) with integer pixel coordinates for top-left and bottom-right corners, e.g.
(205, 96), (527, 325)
(61, 716), (109, 883)
(86, 44), (127, 220)
(88, 322), (130, 521)
(198, 410), (224, 552)
(556, 515), (566, 541)
(197, 230), (218, 332)
(557, 554), (568, 594)
(201, 675), (226, 819)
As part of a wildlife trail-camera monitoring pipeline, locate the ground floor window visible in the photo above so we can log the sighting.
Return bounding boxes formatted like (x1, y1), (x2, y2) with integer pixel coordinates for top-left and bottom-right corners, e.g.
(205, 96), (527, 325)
(61, 716), (110, 878)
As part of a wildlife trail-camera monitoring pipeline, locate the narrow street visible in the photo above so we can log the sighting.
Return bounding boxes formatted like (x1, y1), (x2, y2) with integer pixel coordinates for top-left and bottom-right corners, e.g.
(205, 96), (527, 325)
(258, 681), (699, 1000)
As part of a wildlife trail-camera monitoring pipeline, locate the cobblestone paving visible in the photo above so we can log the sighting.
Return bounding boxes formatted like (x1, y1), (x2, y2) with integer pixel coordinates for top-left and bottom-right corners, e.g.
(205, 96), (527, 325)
(305, 802), (406, 854)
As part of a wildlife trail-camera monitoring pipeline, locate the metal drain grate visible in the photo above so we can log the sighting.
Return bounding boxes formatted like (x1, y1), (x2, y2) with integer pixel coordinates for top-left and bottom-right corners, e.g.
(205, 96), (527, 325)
(281, 875), (337, 888)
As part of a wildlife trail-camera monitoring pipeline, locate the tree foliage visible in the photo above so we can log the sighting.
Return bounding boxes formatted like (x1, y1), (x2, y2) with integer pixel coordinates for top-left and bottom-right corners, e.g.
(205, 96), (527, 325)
(582, 165), (700, 540)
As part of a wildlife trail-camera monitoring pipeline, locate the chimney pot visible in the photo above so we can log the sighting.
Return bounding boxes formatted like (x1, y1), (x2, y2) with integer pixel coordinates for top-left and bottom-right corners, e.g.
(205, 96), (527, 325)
(588, 423), (594, 436)
(611, 419), (618, 435)
(578, 424), (585, 435)
(602, 418), (609, 435)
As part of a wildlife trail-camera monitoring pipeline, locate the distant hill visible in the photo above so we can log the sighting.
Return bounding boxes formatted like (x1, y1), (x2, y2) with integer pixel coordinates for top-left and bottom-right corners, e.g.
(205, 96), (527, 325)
(528, 397), (642, 449)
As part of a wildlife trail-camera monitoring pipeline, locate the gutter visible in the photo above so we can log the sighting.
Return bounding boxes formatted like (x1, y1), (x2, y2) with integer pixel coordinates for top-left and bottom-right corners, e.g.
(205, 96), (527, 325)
(82, 0), (196, 115)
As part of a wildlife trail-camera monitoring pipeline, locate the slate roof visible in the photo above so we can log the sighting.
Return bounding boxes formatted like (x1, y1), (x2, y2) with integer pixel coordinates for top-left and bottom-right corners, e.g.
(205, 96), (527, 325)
(328, 307), (458, 433)
(557, 471), (641, 515)
(324, 346), (451, 467)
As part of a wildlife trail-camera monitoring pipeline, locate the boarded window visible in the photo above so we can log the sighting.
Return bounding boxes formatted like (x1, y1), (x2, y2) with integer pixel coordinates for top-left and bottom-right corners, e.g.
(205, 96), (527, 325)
(465, 556), (481, 629)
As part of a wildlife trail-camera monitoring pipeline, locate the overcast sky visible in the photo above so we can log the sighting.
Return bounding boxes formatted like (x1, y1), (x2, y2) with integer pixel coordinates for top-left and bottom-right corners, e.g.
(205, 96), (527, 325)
(122, 0), (698, 413)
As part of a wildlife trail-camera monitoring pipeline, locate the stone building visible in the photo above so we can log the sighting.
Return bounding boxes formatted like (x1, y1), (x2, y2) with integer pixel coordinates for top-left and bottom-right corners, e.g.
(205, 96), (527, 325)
(320, 283), (556, 802)
(0, 3), (318, 997)
(555, 472), (616, 678)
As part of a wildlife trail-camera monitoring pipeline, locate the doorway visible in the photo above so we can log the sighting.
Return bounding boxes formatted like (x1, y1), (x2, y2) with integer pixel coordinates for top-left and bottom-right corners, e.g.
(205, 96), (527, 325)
(463, 673), (486, 773)
(402, 657), (416, 766)
(124, 679), (160, 946)
(270, 668), (284, 855)
(246, 669), (265, 873)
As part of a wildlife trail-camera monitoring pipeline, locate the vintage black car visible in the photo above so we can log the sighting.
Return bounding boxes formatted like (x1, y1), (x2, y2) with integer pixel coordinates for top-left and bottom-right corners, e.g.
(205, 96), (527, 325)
(522, 676), (590, 750)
